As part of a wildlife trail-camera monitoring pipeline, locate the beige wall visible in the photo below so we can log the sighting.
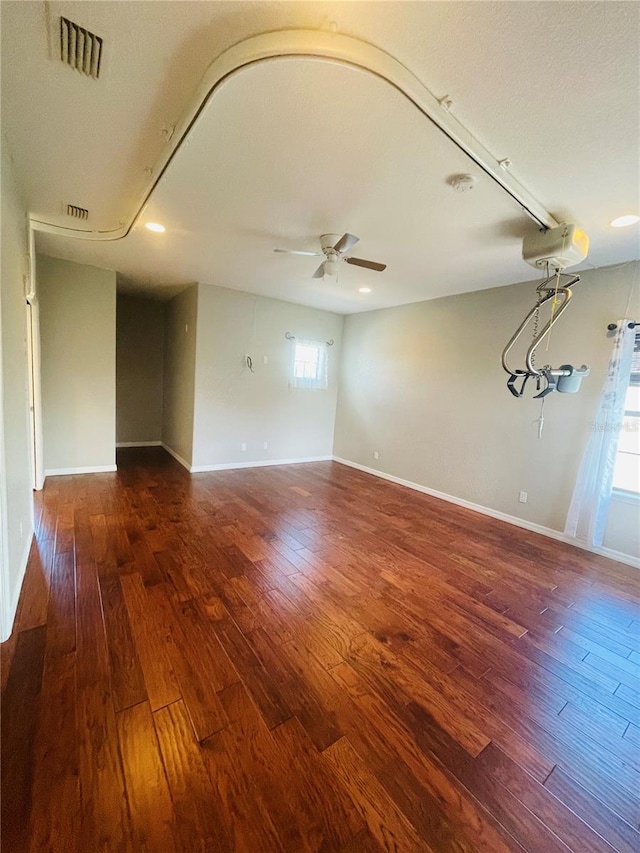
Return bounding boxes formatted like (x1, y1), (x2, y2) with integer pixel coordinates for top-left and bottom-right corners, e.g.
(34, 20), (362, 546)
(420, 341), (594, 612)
(162, 285), (197, 466)
(334, 262), (640, 558)
(38, 255), (116, 473)
(192, 283), (343, 469)
(116, 294), (165, 445)
(0, 145), (33, 641)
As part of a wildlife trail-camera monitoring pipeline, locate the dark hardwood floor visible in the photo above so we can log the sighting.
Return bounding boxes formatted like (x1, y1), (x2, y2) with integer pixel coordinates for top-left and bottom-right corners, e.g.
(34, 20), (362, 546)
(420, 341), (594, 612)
(2, 447), (639, 852)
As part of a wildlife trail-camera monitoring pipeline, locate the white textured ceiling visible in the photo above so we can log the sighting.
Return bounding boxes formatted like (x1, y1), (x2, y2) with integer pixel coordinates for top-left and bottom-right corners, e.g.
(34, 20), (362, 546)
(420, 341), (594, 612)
(2, 1), (639, 313)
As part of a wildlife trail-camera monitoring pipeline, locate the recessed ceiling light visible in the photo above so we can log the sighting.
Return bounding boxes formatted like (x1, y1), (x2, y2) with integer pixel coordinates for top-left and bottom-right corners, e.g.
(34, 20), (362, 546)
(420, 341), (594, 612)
(610, 214), (640, 228)
(358, 287), (372, 294)
(145, 222), (165, 233)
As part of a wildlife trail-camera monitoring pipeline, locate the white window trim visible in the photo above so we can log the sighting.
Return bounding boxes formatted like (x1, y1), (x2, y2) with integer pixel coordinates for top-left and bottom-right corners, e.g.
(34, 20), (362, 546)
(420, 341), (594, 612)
(611, 489), (640, 505)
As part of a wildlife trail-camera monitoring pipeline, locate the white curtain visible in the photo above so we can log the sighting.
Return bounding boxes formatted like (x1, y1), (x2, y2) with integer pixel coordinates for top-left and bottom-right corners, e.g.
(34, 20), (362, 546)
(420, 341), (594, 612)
(565, 320), (635, 546)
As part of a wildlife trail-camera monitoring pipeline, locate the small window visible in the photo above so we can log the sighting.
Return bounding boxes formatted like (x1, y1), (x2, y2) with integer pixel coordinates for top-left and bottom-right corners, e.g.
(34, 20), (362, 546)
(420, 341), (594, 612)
(291, 340), (328, 390)
(612, 331), (640, 495)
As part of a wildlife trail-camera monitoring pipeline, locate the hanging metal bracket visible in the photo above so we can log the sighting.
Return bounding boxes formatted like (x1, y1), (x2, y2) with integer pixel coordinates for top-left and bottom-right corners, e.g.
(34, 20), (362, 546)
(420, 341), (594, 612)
(501, 272), (589, 397)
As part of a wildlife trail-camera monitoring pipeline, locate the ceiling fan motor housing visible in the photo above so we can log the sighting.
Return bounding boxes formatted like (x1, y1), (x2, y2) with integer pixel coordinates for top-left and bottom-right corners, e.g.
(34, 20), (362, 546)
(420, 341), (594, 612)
(522, 223), (589, 270)
(320, 234), (343, 253)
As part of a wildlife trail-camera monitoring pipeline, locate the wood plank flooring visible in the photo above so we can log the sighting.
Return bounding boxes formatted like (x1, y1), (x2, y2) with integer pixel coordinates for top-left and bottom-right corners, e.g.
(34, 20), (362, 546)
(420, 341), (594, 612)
(2, 446), (639, 852)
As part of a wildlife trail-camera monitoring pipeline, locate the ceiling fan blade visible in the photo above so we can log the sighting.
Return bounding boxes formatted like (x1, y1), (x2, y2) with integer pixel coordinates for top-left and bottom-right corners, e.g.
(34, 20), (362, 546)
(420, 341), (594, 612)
(345, 257), (387, 272)
(312, 262), (326, 279)
(274, 248), (322, 256)
(333, 233), (360, 254)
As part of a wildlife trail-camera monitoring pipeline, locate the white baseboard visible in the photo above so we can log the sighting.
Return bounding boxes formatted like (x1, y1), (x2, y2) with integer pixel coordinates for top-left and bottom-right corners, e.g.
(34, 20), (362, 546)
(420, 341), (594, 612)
(1, 532), (34, 643)
(332, 456), (640, 570)
(116, 441), (162, 448)
(161, 443), (192, 472)
(160, 443), (332, 474)
(44, 464), (117, 476)
(190, 455), (333, 473)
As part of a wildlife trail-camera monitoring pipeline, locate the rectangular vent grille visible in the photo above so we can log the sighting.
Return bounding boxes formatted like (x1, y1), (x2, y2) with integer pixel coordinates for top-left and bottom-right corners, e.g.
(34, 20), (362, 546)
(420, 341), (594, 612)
(60, 17), (103, 79)
(67, 204), (89, 220)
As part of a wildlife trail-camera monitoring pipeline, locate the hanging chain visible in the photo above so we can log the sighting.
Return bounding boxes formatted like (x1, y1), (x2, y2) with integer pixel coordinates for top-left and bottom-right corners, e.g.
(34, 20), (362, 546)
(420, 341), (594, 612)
(545, 228), (568, 352)
(530, 293), (543, 370)
(530, 261), (551, 372)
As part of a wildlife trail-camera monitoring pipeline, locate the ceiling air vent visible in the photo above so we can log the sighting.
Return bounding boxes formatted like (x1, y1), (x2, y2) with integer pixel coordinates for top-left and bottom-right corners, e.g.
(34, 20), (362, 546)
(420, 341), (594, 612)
(60, 17), (103, 79)
(66, 204), (89, 221)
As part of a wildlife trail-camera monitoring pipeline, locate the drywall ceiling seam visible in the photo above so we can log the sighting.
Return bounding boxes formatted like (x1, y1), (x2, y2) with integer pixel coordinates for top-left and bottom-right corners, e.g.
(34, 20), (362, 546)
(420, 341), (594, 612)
(29, 29), (559, 242)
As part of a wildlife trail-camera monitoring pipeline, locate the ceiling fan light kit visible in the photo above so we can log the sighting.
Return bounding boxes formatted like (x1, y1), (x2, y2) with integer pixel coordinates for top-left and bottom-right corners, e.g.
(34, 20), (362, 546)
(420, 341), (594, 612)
(323, 256), (339, 277)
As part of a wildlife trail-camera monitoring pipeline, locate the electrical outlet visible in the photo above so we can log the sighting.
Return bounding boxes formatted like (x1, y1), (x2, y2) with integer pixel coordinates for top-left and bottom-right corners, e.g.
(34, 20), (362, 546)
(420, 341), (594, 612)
(519, 491), (528, 503)
(262, 355), (268, 365)
(263, 441), (268, 450)
(241, 442), (247, 452)
(373, 450), (380, 460)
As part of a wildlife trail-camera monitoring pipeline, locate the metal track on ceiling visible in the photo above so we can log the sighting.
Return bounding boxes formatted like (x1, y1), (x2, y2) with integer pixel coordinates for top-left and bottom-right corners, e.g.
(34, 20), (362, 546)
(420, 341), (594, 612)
(30, 29), (558, 241)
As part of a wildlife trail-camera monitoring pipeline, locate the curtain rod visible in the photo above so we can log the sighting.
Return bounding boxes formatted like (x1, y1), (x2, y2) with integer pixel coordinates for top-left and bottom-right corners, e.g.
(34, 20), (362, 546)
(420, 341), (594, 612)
(285, 332), (334, 346)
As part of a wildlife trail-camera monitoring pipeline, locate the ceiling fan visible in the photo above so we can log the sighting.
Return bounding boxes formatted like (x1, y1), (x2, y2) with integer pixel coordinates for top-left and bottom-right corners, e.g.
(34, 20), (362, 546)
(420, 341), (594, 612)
(274, 233), (386, 279)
